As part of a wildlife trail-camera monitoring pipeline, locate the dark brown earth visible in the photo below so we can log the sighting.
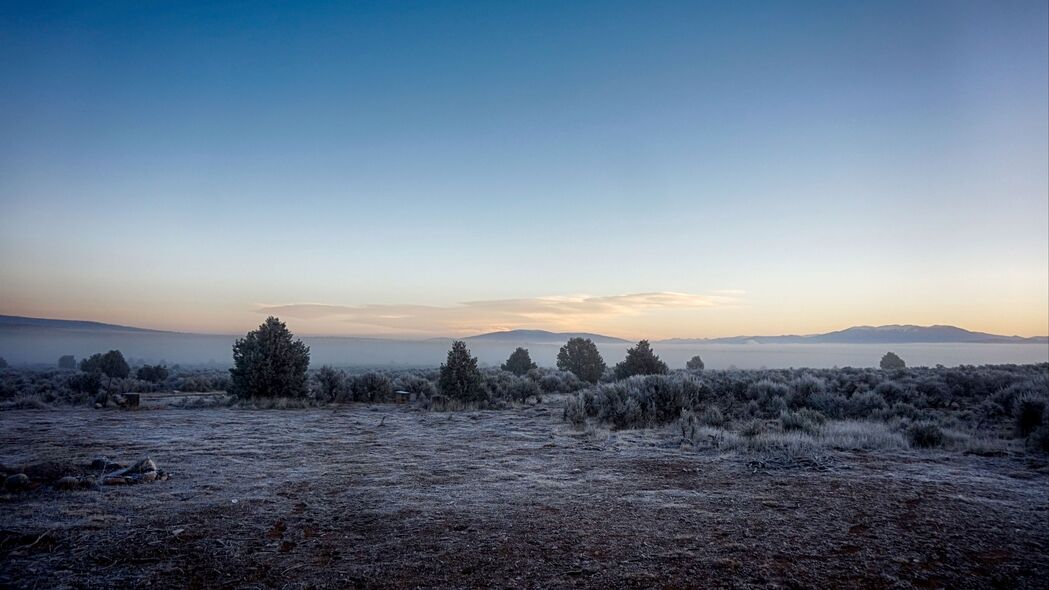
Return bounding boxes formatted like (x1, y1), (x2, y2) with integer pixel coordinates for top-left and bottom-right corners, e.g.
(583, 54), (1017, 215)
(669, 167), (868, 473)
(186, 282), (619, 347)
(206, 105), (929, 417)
(1, 402), (1047, 589)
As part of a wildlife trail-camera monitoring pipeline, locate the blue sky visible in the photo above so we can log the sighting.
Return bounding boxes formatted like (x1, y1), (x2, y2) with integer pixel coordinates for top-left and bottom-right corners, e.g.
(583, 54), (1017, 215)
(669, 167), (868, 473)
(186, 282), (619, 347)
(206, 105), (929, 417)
(1, 1), (1047, 338)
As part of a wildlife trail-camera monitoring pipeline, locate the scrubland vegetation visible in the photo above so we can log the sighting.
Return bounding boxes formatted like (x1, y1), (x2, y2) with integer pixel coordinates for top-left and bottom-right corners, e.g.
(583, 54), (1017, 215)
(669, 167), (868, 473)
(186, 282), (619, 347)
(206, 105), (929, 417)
(2, 317), (1046, 460)
(564, 365), (1049, 464)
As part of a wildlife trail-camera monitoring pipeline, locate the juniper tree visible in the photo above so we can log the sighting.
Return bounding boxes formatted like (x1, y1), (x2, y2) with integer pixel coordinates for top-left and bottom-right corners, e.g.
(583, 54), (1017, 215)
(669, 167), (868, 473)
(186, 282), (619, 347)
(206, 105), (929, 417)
(315, 365), (345, 401)
(556, 337), (606, 384)
(613, 339), (669, 379)
(79, 350), (130, 403)
(136, 364), (170, 383)
(58, 355), (76, 370)
(438, 340), (486, 402)
(229, 316), (311, 398)
(686, 355), (705, 371)
(880, 351), (906, 370)
(501, 347), (537, 376)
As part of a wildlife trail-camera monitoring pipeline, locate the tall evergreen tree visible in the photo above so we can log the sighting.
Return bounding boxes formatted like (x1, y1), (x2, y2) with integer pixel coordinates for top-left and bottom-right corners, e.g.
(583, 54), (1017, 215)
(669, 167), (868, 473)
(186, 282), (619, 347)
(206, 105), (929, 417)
(229, 317), (311, 398)
(439, 341), (486, 402)
(614, 340), (669, 379)
(501, 347), (537, 375)
(556, 337), (606, 384)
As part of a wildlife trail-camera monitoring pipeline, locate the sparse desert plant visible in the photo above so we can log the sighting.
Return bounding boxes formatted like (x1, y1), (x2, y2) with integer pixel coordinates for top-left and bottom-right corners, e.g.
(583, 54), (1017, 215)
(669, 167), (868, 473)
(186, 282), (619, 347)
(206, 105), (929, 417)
(501, 347), (537, 376)
(438, 341), (486, 403)
(556, 338), (606, 384)
(229, 317), (311, 399)
(613, 340), (669, 379)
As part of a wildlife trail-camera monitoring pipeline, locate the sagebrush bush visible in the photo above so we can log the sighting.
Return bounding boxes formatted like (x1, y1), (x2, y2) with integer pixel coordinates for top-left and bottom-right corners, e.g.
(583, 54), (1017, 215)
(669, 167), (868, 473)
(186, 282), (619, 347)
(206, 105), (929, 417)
(347, 372), (393, 402)
(908, 421), (945, 448)
(1014, 395), (1046, 437)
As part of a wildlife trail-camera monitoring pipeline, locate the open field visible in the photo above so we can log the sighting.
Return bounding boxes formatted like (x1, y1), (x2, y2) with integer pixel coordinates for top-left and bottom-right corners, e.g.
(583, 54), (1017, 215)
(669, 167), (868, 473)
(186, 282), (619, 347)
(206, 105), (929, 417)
(2, 401), (1048, 589)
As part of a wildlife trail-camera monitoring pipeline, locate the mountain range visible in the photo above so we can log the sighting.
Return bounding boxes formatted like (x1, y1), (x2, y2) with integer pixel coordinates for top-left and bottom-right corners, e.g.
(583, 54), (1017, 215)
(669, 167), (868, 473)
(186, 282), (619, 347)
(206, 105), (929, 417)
(1, 315), (1045, 344)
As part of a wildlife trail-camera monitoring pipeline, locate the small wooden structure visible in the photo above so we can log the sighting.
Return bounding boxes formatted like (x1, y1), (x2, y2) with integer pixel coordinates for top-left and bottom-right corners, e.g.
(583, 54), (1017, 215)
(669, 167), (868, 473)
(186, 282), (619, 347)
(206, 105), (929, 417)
(393, 390), (412, 404)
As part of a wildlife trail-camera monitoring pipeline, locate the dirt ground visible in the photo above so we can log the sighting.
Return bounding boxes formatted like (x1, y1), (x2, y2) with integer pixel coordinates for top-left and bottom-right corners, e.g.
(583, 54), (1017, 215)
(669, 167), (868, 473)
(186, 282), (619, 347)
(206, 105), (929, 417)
(1, 401), (1047, 589)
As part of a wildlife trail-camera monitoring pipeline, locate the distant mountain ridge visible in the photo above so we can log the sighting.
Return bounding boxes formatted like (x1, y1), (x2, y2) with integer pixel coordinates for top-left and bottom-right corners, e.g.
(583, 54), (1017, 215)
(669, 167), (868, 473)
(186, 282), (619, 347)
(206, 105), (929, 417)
(0, 315), (1045, 344)
(465, 329), (630, 344)
(661, 325), (1048, 345)
(0, 315), (169, 333)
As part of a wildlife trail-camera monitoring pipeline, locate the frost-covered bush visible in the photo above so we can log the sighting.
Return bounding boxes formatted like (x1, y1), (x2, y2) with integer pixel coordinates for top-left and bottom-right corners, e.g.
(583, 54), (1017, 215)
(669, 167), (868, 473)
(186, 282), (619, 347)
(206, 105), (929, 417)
(779, 409), (823, 435)
(1014, 394), (1046, 437)
(845, 391), (887, 419)
(393, 374), (436, 398)
(347, 372), (394, 403)
(907, 421), (945, 448)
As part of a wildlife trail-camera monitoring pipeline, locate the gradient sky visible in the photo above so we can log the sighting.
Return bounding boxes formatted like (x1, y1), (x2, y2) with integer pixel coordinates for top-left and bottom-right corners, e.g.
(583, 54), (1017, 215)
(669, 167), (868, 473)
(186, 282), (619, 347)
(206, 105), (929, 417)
(1, 1), (1047, 339)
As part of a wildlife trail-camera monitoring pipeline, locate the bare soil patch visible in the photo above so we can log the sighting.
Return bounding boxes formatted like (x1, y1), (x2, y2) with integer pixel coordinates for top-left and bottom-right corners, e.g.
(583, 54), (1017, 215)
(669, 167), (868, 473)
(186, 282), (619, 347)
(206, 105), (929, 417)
(1, 403), (1047, 588)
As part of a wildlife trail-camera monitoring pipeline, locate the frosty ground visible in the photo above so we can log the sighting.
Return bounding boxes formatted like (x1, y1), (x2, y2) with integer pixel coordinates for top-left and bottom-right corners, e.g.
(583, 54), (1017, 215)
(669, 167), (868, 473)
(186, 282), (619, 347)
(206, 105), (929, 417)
(1, 401), (1047, 589)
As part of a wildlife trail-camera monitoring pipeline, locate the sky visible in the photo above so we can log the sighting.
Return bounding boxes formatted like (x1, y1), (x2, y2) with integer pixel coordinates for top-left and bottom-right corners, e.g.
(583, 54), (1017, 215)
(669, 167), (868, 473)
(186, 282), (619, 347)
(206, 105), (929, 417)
(1, 0), (1047, 339)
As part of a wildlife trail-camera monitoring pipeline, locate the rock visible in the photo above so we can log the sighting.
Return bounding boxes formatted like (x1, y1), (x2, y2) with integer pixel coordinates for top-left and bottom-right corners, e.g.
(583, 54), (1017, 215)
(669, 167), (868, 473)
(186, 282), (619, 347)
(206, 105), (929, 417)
(54, 476), (87, 490)
(4, 473), (30, 492)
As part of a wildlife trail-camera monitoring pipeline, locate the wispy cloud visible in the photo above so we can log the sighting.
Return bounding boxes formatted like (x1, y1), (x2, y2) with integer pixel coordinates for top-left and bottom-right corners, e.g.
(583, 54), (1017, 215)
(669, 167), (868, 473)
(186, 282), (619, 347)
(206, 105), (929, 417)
(257, 291), (741, 336)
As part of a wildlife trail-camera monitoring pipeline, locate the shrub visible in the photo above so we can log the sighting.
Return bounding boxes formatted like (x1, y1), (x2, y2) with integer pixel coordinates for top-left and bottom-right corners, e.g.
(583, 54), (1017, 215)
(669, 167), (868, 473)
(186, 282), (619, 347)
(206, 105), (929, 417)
(613, 340), (669, 379)
(686, 355), (705, 371)
(807, 392), (847, 418)
(438, 341), (485, 403)
(505, 378), (540, 402)
(314, 366), (345, 402)
(348, 372), (393, 402)
(779, 409), (822, 434)
(501, 348), (537, 376)
(1030, 425), (1049, 453)
(556, 338), (606, 384)
(136, 364), (170, 383)
(1014, 395), (1046, 437)
(536, 370), (584, 394)
(564, 395), (587, 426)
(393, 374), (436, 398)
(738, 419), (766, 438)
(68, 372), (102, 397)
(821, 421), (908, 451)
(699, 405), (725, 427)
(845, 391), (887, 419)
(58, 355), (76, 370)
(229, 317), (311, 398)
(907, 421), (945, 448)
(873, 380), (906, 404)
